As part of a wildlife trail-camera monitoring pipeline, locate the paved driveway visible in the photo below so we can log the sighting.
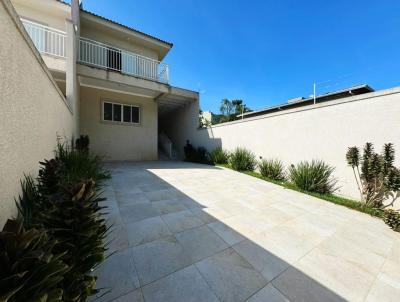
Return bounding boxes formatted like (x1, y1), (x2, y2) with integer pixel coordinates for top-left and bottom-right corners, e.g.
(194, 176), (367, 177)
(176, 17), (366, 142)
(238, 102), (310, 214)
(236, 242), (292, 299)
(95, 161), (400, 302)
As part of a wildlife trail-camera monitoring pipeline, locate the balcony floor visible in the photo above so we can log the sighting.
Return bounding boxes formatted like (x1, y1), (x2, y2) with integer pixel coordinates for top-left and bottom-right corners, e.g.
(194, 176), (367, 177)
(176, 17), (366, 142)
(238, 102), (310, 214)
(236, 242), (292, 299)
(93, 161), (400, 302)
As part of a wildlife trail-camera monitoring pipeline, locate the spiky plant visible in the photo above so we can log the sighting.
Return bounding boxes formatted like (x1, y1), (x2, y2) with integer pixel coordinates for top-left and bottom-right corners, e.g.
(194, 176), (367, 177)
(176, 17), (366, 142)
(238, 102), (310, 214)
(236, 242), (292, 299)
(210, 147), (229, 165)
(40, 180), (108, 301)
(288, 160), (338, 194)
(56, 143), (110, 187)
(229, 148), (257, 171)
(383, 209), (400, 232)
(15, 175), (43, 230)
(0, 219), (68, 302)
(259, 159), (286, 181)
(38, 159), (65, 195)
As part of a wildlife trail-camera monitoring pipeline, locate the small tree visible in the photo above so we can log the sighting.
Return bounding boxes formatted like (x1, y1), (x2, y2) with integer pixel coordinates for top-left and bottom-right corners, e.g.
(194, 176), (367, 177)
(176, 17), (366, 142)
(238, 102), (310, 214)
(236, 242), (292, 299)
(219, 99), (234, 117)
(346, 143), (400, 208)
(219, 99), (252, 123)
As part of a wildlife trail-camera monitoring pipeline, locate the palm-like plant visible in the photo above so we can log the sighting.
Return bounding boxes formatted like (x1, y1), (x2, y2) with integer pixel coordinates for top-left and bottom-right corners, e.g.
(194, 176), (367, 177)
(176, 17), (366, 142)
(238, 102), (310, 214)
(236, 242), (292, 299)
(346, 143), (400, 208)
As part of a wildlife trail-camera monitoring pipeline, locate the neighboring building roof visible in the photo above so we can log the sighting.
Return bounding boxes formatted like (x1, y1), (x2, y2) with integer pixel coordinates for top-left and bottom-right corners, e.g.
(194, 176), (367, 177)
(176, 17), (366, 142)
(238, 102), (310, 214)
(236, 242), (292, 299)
(55, 0), (173, 47)
(238, 84), (374, 119)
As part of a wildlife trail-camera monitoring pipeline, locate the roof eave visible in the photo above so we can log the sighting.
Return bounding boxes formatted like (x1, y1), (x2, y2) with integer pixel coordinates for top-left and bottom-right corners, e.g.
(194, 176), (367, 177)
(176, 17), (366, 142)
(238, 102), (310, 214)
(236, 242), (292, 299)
(81, 10), (172, 48)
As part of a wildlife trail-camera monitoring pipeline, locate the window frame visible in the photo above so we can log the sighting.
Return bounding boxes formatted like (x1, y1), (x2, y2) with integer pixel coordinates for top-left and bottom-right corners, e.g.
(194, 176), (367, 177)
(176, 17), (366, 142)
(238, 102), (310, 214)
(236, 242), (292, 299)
(101, 100), (140, 125)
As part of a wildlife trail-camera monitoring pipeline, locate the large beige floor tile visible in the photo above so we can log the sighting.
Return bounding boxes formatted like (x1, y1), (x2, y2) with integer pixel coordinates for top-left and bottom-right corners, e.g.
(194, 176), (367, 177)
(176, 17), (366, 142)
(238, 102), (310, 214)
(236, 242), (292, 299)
(175, 225), (228, 262)
(247, 284), (290, 302)
(125, 216), (171, 247)
(161, 210), (204, 233)
(272, 266), (347, 302)
(142, 265), (219, 302)
(289, 247), (376, 302)
(111, 289), (144, 302)
(131, 236), (193, 285)
(196, 248), (268, 302)
(233, 239), (290, 281)
(119, 203), (160, 224)
(94, 249), (140, 302)
(207, 221), (246, 246)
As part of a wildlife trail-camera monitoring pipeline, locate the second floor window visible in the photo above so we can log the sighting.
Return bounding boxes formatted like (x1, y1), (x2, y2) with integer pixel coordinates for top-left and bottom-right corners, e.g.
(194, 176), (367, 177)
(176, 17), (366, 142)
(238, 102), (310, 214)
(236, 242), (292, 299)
(103, 101), (140, 124)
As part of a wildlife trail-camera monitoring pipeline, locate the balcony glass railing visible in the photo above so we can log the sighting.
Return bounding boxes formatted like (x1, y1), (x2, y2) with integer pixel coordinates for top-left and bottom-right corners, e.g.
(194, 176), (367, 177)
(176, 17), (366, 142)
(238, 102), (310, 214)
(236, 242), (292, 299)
(78, 37), (169, 83)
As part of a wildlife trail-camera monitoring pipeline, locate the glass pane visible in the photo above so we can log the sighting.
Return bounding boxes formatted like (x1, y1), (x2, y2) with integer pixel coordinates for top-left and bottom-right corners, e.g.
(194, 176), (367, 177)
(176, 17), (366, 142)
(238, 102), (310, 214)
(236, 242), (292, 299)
(123, 106), (131, 122)
(103, 102), (113, 121)
(132, 106), (140, 123)
(113, 104), (122, 121)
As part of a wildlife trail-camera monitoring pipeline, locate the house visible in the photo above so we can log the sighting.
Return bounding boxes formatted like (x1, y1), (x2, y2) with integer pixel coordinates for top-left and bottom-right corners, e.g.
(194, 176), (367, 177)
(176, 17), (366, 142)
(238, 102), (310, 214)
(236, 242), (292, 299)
(11, 0), (199, 161)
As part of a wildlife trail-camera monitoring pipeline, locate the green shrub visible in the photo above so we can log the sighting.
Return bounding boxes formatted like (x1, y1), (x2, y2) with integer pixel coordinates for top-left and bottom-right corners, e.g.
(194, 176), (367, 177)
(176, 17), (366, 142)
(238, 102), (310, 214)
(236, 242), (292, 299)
(55, 143), (110, 188)
(346, 143), (400, 208)
(13, 137), (110, 301)
(288, 160), (338, 194)
(16, 175), (43, 229)
(0, 219), (68, 302)
(38, 158), (65, 195)
(210, 147), (229, 164)
(383, 209), (400, 232)
(259, 159), (286, 181)
(183, 141), (211, 164)
(75, 135), (90, 153)
(229, 148), (257, 171)
(41, 180), (108, 301)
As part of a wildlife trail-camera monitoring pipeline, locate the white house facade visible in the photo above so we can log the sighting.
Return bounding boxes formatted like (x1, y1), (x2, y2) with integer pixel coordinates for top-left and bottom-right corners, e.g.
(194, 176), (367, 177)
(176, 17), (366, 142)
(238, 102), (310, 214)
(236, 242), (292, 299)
(12, 0), (199, 161)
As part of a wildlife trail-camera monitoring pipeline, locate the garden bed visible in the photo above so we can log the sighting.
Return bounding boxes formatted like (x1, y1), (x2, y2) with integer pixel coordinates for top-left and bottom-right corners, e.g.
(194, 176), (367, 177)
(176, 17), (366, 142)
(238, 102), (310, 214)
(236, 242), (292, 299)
(218, 164), (384, 218)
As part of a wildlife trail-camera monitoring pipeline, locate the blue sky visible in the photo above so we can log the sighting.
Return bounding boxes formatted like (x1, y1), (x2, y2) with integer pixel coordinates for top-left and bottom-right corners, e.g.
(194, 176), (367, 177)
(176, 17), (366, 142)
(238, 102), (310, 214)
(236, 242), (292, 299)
(79, 0), (400, 113)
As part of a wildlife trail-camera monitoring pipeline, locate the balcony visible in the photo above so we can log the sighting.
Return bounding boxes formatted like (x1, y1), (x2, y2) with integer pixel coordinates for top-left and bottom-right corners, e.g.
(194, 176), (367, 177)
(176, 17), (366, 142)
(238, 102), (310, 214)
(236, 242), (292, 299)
(21, 19), (170, 84)
(21, 18), (67, 58)
(78, 38), (169, 84)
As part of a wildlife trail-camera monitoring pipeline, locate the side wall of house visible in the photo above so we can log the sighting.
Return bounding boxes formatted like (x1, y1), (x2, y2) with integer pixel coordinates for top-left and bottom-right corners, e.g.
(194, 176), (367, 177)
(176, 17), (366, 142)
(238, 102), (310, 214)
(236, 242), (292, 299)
(80, 87), (158, 161)
(0, 0), (74, 227)
(192, 88), (400, 201)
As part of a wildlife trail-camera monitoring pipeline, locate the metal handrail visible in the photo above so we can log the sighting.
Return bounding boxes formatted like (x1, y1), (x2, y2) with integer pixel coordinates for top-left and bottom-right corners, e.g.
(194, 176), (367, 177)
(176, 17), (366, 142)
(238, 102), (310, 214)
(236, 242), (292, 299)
(20, 18), (170, 83)
(78, 37), (169, 83)
(159, 133), (173, 158)
(21, 18), (67, 58)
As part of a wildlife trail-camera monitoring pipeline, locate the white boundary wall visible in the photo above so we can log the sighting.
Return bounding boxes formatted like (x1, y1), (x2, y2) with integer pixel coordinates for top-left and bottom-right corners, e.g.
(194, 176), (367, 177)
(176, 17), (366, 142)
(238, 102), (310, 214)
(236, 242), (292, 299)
(193, 87), (400, 200)
(0, 0), (74, 226)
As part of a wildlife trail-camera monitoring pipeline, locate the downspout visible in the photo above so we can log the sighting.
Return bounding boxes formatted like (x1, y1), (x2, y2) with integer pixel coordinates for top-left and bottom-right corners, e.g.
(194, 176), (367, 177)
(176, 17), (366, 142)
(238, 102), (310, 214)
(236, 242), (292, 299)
(66, 0), (81, 140)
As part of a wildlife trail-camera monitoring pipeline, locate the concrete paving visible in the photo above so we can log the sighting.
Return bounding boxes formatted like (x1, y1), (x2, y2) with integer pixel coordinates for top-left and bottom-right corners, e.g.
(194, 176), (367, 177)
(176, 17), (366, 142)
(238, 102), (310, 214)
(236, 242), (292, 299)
(93, 161), (400, 302)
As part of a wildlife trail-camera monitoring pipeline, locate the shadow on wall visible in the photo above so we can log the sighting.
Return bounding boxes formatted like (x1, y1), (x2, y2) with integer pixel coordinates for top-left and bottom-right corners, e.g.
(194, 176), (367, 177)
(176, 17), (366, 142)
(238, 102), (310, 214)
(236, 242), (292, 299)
(93, 161), (352, 302)
(183, 126), (223, 157)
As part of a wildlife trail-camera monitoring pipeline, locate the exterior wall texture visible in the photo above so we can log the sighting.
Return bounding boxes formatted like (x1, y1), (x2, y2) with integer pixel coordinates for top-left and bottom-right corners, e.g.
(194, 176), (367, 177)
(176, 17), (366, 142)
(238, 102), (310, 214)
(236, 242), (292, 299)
(80, 87), (158, 161)
(0, 0), (74, 227)
(12, 0), (69, 31)
(193, 88), (400, 201)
